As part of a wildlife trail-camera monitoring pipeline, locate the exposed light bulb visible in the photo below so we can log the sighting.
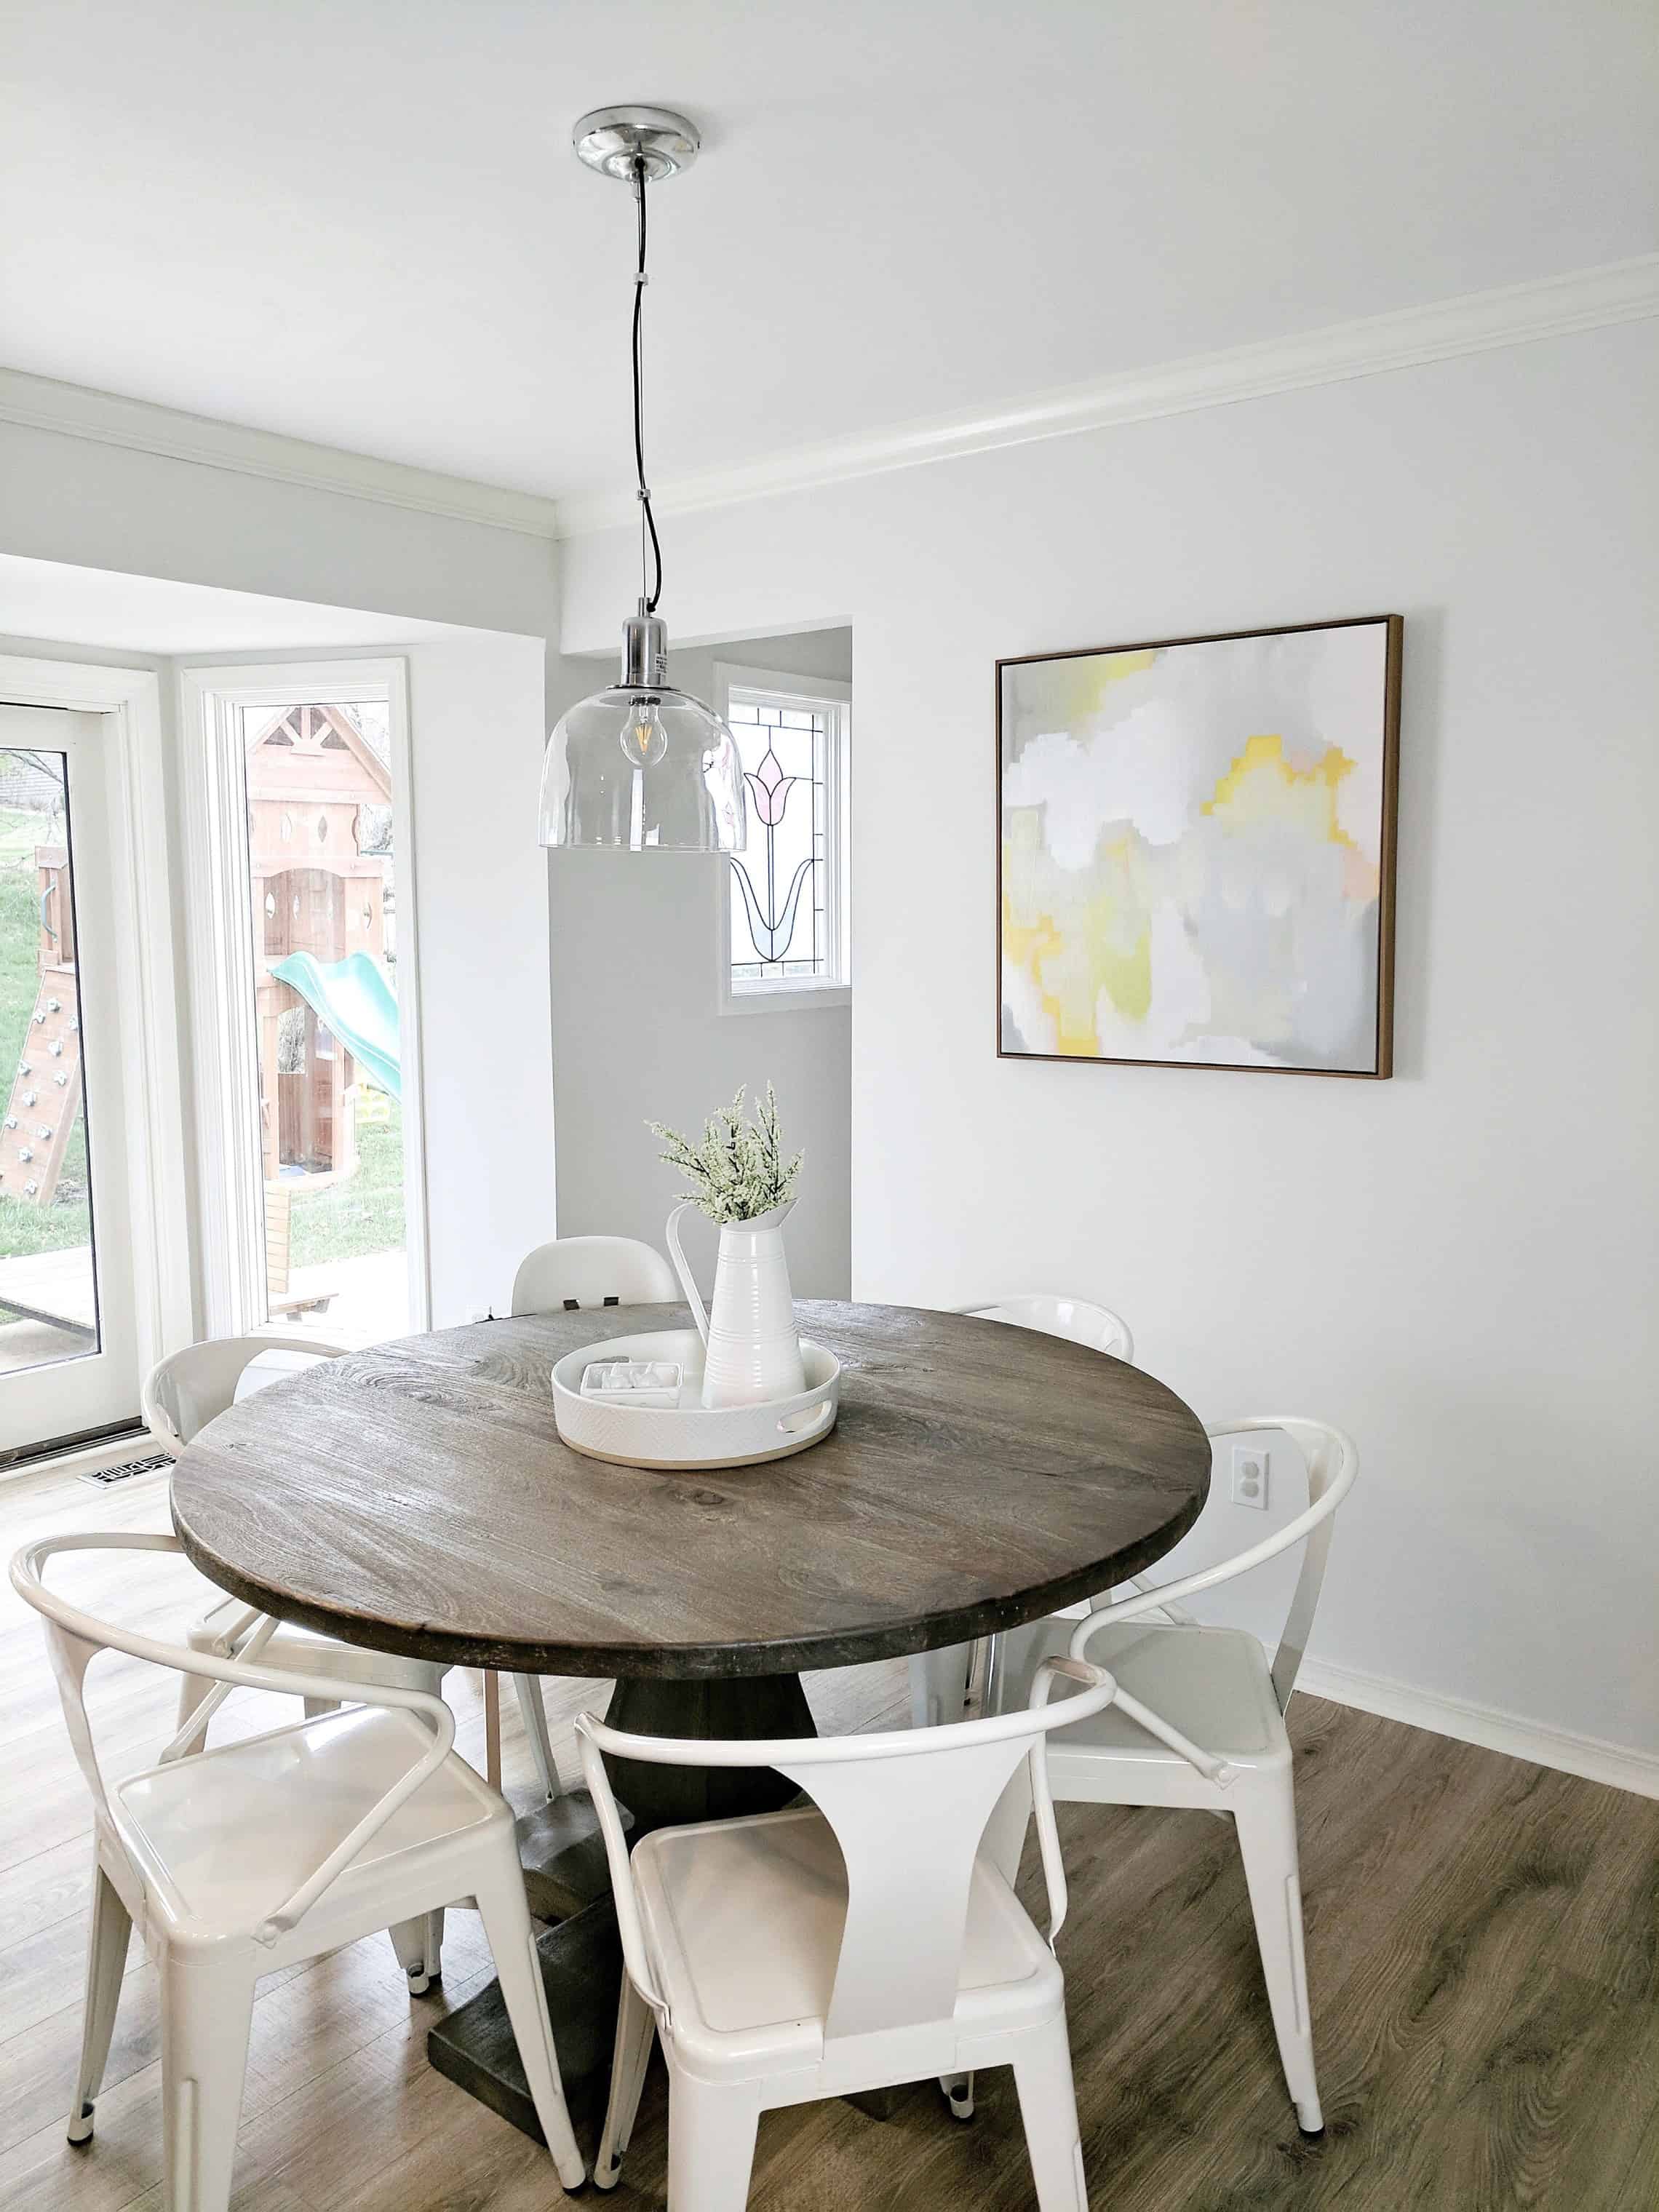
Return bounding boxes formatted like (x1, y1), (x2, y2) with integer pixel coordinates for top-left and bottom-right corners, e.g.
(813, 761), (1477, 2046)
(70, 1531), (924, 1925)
(621, 695), (669, 767)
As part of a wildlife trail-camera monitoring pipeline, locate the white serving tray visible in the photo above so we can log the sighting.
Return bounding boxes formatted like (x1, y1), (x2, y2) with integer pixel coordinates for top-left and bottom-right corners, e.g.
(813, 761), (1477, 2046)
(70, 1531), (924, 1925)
(550, 1329), (840, 1471)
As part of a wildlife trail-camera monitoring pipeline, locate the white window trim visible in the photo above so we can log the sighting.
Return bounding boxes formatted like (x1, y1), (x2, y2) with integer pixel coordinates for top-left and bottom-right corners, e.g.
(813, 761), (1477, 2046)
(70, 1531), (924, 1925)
(175, 657), (431, 1337)
(0, 653), (193, 1408)
(714, 662), (851, 1017)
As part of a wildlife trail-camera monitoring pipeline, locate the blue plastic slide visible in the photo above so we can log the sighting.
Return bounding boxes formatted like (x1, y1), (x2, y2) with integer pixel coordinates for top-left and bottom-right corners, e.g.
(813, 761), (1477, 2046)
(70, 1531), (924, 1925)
(270, 951), (402, 1101)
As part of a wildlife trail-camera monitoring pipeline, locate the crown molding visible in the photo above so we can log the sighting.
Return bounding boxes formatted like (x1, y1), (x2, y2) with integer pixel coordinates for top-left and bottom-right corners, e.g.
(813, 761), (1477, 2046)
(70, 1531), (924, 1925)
(557, 253), (1659, 538)
(4, 255), (1652, 547)
(0, 365), (562, 540)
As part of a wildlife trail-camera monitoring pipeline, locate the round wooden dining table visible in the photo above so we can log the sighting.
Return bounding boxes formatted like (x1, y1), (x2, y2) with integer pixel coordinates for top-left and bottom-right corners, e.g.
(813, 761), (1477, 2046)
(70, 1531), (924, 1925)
(170, 1300), (1212, 2141)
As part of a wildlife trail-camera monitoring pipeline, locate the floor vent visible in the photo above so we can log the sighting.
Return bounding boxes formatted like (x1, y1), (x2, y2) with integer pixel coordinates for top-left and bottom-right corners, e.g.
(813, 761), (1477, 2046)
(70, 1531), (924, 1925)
(78, 1452), (173, 1488)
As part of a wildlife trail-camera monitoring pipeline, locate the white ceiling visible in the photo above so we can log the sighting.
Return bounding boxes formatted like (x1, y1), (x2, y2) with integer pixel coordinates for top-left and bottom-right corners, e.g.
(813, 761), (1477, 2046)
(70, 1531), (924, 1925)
(2, 2), (1653, 503)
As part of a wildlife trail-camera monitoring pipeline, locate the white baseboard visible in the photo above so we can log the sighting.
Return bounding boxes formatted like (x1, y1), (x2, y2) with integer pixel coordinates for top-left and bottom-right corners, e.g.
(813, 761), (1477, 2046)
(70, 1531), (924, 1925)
(1297, 1657), (1659, 1802)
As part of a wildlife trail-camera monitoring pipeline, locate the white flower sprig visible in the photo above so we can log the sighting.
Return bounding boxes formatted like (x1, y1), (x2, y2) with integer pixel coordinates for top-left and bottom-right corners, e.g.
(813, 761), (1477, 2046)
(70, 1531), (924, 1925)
(649, 1083), (803, 1225)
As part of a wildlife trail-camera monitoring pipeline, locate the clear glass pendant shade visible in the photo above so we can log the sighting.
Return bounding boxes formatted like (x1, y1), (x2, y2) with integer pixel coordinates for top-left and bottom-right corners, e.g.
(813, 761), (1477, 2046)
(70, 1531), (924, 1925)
(539, 613), (747, 851)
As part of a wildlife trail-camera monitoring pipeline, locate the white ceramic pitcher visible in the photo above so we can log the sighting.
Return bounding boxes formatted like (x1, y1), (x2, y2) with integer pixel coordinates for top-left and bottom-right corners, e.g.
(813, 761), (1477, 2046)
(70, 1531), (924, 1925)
(667, 1199), (807, 1409)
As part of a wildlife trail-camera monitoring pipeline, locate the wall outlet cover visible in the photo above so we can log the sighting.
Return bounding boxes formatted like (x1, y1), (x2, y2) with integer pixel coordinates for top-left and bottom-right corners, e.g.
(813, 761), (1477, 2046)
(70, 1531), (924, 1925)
(1230, 1444), (1270, 1511)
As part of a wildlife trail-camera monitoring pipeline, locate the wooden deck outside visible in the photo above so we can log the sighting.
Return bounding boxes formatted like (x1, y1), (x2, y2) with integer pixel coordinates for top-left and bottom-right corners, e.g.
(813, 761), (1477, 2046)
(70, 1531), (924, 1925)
(0, 1245), (96, 1334)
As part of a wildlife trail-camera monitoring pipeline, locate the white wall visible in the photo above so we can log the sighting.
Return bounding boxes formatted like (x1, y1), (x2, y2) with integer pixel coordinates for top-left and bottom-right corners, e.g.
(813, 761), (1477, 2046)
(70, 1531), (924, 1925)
(0, 420), (556, 637)
(397, 632), (554, 1324)
(547, 628), (853, 1298)
(0, 431), (560, 1334)
(561, 319), (1659, 1767)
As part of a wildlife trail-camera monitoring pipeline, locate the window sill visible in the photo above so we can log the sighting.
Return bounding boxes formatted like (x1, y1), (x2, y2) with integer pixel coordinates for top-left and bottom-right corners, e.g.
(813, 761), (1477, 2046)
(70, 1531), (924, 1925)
(720, 982), (851, 1017)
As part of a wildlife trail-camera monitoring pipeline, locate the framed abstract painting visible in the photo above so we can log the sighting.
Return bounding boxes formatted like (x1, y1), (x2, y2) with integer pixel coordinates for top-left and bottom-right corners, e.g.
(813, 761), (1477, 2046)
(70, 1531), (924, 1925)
(997, 614), (1401, 1078)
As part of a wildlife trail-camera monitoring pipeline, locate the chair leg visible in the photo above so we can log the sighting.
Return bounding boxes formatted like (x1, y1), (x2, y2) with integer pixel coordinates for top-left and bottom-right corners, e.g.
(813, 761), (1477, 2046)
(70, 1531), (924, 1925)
(1011, 2012), (1089, 2212)
(484, 1669), (502, 1788)
(387, 1912), (442, 1996)
(908, 1640), (973, 1729)
(67, 1860), (132, 2144)
(939, 2071), (975, 2120)
(594, 1976), (657, 2189)
(1232, 1778), (1323, 2134)
(159, 1959), (255, 2212)
(473, 1863), (585, 2190)
(666, 2076), (760, 2212)
(512, 1673), (561, 1800)
(174, 1671), (215, 1744)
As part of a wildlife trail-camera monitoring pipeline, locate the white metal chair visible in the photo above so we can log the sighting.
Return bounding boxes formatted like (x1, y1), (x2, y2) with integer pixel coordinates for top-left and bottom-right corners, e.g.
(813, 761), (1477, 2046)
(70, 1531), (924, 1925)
(510, 1233), (680, 1318)
(144, 1335), (468, 1990)
(951, 1295), (1134, 1365)
(146, 1332), (567, 1814)
(909, 1294), (1137, 1730)
(143, 1338), (453, 1735)
(10, 1531), (586, 2208)
(506, 1233), (680, 1791)
(985, 1417), (1358, 2136)
(576, 1652), (1230, 2208)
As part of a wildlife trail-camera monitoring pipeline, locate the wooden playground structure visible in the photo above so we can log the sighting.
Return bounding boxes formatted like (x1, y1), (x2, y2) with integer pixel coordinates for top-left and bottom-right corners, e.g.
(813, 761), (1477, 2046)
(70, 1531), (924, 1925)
(247, 703), (396, 1315)
(0, 846), (83, 1213)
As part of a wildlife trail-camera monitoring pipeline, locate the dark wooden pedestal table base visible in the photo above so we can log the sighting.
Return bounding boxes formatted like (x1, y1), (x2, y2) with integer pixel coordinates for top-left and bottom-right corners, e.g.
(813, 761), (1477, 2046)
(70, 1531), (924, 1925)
(429, 1670), (814, 2140)
(169, 1302), (1211, 2155)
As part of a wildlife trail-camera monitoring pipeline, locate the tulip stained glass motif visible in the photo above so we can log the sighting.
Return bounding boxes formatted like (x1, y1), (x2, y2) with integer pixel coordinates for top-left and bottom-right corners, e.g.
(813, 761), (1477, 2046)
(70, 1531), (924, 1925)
(727, 697), (830, 982)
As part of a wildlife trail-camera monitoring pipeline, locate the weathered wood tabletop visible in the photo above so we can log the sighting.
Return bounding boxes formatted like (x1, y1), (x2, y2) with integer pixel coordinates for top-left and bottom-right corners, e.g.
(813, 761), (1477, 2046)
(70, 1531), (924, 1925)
(170, 1300), (1212, 2143)
(169, 1300), (1211, 1680)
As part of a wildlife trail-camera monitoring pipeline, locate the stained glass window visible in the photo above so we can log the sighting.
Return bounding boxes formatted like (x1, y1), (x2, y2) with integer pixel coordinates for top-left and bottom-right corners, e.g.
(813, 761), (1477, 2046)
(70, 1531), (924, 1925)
(725, 688), (845, 990)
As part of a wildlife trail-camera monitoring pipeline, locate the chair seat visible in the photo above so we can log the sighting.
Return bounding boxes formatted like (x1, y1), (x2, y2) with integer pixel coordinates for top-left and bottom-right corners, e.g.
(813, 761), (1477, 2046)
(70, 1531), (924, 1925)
(1002, 1618), (1290, 1768)
(191, 1597), (445, 1695)
(114, 1706), (502, 1946)
(632, 1804), (1060, 2078)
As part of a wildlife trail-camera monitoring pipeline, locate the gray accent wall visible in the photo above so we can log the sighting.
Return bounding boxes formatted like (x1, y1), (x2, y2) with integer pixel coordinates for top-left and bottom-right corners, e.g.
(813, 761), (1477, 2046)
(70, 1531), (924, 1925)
(547, 627), (853, 1300)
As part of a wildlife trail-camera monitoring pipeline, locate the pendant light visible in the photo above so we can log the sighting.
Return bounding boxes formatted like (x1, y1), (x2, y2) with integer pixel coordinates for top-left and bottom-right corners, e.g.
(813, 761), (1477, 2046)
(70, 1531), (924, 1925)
(540, 107), (747, 854)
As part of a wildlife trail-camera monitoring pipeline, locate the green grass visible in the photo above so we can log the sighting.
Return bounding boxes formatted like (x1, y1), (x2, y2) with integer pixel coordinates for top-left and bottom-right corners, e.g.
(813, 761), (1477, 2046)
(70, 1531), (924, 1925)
(287, 1102), (405, 1269)
(0, 844), (90, 1262)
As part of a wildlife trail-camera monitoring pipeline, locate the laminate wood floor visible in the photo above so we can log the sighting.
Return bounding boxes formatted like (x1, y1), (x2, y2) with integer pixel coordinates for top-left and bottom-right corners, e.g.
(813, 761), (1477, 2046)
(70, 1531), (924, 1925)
(1, 1462), (1654, 2211)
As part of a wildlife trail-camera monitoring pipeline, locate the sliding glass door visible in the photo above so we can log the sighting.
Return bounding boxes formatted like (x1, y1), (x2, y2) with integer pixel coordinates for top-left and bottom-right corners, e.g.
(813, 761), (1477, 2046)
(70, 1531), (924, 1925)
(0, 705), (138, 1459)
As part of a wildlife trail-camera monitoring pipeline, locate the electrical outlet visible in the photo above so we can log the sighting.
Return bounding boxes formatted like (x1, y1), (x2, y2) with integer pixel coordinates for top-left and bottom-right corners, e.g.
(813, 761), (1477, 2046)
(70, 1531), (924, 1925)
(1231, 1444), (1269, 1511)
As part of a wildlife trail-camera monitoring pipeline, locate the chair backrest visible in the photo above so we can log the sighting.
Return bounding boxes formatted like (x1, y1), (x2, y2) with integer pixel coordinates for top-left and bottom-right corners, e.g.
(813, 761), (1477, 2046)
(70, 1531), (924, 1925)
(510, 1235), (679, 1318)
(954, 1293), (1134, 1364)
(141, 1333), (353, 1450)
(1070, 1416), (1358, 1711)
(579, 1661), (1155, 2047)
(10, 1532), (454, 1945)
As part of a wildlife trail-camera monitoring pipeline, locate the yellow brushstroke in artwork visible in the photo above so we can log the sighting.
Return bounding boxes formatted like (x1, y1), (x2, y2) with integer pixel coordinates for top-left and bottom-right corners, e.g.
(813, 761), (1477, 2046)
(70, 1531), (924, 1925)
(1205, 733), (1364, 851)
(1003, 833), (1152, 1055)
(1080, 839), (1151, 1025)
(1044, 648), (1158, 729)
(1000, 881), (1088, 1050)
(1000, 883), (1063, 974)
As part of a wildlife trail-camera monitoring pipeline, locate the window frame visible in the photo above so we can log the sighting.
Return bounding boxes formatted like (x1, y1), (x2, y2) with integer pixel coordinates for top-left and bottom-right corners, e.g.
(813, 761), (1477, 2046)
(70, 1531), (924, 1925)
(0, 659), (191, 1466)
(176, 657), (430, 1337)
(714, 662), (851, 1017)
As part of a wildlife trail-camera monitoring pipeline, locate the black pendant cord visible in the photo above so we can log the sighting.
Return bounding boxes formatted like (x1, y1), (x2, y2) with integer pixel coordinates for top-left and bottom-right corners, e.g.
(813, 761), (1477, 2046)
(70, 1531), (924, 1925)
(632, 157), (664, 615)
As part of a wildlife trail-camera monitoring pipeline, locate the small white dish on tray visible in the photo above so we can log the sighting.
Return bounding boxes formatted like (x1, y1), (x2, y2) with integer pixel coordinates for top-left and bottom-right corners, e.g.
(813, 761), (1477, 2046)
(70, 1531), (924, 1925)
(551, 1329), (840, 1471)
(580, 1359), (683, 1408)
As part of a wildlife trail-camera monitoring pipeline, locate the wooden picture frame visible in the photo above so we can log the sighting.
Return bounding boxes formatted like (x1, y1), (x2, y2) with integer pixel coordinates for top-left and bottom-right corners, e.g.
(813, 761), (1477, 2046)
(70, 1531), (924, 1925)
(996, 614), (1401, 1078)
